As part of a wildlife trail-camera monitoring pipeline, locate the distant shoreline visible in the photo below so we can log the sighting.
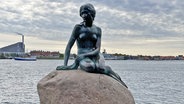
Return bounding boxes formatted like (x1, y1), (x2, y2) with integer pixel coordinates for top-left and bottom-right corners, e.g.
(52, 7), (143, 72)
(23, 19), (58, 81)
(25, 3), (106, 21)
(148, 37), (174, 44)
(1, 58), (183, 61)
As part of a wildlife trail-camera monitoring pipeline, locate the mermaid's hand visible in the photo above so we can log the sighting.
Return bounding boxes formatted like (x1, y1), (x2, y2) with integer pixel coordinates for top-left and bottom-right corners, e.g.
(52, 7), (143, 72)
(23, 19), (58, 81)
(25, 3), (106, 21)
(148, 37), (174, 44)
(56, 65), (69, 70)
(76, 55), (85, 62)
(56, 63), (78, 70)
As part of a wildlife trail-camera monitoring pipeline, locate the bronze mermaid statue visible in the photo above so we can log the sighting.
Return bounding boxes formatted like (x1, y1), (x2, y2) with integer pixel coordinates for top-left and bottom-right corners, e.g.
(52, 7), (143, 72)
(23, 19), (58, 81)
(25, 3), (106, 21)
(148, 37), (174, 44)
(56, 3), (127, 88)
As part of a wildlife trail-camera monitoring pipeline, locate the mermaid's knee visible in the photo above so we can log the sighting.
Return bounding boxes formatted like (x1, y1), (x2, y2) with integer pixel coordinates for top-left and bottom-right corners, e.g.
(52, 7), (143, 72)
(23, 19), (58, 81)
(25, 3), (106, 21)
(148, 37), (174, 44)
(79, 60), (96, 72)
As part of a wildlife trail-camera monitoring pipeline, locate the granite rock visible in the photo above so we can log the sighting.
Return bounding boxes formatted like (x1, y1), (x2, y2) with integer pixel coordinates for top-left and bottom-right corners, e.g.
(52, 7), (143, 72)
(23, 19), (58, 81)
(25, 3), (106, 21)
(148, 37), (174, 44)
(37, 70), (135, 104)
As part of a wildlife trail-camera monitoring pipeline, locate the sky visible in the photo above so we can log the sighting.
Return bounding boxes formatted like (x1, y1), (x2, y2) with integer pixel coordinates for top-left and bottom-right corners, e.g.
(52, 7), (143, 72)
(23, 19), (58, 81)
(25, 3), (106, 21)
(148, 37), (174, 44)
(0, 0), (184, 56)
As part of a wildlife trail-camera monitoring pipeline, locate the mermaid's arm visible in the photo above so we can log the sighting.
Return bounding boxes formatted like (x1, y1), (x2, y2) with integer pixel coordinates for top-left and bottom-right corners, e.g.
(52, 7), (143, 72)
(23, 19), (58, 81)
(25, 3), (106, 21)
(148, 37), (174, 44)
(64, 25), (80, 66)
(56, 25), (80, 70)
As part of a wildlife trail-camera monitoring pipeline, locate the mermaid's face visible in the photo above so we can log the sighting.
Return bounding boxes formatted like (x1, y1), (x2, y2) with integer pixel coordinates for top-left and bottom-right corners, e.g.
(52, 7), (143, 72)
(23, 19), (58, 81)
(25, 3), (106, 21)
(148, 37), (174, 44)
(80, 4), (95, 23)
(81, 10), (94, 22)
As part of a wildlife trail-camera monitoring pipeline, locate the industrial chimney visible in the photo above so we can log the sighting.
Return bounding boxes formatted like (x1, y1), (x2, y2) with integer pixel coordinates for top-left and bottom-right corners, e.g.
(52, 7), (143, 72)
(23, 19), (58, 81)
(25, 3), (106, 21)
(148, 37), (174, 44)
(16, 32), (25, 53)
(22, 35), (24, 44)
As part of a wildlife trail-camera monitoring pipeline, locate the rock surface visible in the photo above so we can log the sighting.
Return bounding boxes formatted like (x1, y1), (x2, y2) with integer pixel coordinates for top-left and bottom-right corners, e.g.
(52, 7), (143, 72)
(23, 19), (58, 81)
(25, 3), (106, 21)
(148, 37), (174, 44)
(37, 70), (135, 104)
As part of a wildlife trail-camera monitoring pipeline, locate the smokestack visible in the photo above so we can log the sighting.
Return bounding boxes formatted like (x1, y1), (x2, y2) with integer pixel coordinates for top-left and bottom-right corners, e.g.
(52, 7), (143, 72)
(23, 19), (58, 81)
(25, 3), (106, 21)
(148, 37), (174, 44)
(15, 32), (24, 43)
(15, 32), (25, 53)
(22, 35), (24, 44)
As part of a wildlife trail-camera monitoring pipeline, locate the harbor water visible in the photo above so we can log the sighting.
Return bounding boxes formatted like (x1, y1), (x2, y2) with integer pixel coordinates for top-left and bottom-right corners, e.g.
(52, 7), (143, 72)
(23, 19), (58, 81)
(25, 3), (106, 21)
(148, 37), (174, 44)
(0, 59), (184, 104)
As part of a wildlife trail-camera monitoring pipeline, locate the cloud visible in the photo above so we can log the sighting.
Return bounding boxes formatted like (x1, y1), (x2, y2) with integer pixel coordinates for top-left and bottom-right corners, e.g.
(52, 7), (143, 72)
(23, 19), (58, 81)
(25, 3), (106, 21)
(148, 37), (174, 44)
(0, 0), (184, 55)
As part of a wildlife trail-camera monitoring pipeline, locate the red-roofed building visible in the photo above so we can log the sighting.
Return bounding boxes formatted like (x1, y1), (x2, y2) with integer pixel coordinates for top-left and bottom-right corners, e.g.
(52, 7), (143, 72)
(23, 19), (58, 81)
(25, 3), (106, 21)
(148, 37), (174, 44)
(30, 50), (60, 59)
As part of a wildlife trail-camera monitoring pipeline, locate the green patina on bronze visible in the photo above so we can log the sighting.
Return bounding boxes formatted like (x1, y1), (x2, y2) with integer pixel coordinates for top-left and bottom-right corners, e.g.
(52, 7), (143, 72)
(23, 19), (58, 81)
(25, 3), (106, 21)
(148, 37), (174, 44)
(56, 3), (127, 88)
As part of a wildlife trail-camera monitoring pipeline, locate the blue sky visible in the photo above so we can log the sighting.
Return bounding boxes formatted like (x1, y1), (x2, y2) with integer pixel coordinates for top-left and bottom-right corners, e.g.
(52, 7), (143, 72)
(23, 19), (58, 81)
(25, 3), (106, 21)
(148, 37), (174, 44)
(0, 0), (184, 55)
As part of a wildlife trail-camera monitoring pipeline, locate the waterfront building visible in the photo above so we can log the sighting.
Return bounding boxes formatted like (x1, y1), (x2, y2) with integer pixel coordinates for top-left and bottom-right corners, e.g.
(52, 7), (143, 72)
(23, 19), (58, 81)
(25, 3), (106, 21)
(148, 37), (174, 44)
(30, 50), (60, 59)
(0, 42), (25, 59)
(0, 33), (25, 58)
(0, 42), (25, 54)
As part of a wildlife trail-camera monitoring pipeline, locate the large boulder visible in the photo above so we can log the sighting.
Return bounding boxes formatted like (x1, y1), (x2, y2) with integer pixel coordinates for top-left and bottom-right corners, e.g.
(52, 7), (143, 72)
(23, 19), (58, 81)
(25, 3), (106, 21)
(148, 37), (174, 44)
(37, 70), (135, 104)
